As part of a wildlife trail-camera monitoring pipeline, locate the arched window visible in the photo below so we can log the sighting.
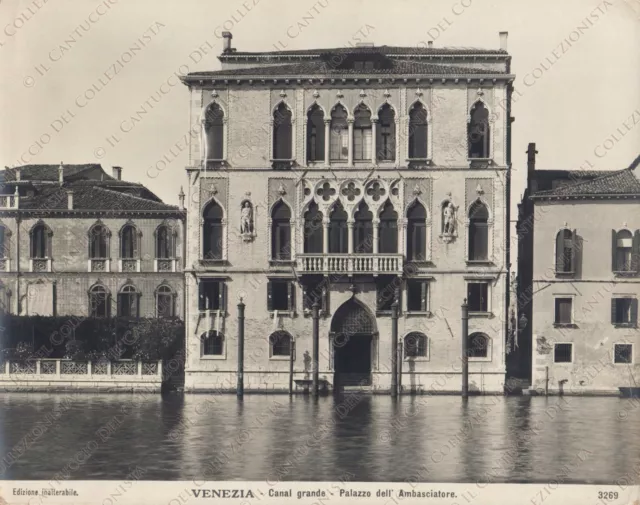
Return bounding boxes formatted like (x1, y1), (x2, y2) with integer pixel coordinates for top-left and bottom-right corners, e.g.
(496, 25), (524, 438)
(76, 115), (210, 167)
(271, 201), (291, 260)
(468, 333), (489, 358)
(156, 225), (174, 259)
(330, 105), (349, 161)
(31, 223), (51, 259)
(307, 104), (325, 162)
(468, 201), (489, 261)
(303, 202), (323, 253)
(555, 229), (575, 274)
(329, 202), (348, 253)
(408, 102), (428, 159)
(120, 224), (138, 259)
(156, 285), (174, 318)
(377, 104), (396, 161)
(204, 102), (224, 161)
(468, 102), (490, 159)
(273, 103), (292, 160)
(353, 104), (372, 161)
(203, 200), (223, 260)
(89, 224), (109, 259)
(89, 284), (111, 317)
(117, 285), (139, 318)
(379, 201), (398, 254)
(613, 229), (634, 272)
(269, 331), (292, 357)
(201, 330), (224, 356)
(406, 202), (427, 261)
(354, 201), (373, 254)
(404, 332), (427, 358)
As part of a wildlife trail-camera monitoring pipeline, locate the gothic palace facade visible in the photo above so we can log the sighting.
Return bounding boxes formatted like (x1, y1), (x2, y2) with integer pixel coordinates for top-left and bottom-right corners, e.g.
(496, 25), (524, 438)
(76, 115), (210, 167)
(181, 32), (514, 393)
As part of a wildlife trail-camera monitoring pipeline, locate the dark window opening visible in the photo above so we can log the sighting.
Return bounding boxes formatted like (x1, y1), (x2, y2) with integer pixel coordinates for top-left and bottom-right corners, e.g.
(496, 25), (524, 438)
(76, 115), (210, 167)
(554, 343), (572, 363)
(554, 298), (573, 325)
(204, 102), (224, 161)
(31, 224), (50, 259)
(354, 201), (373, 254)
(271, 201), (291, 260)
(614, 230), (634, 272)
(406, 202), (427, 261)
(614, 344), (632, 364)
(302, 276), (327, 312)
(379, 200), (398, 254)
(156, 225), (173, 259)
(377, 104), (396, 161)
(353, 104), (372, 161)
(120, 225), (137, 259)
(468, 201), (489, 261)
(202, 330), (224, 355)
(89, 286), (110, 317)
(117, 285), (138, 318)
(330, 105), (349, 161)
(377, 276), (400, 312)
(303, 202), (323, 253)
(407, 280), (428, 312)
(307, 104), (325, 162)
(203, 200), (223, 260)
(612, 297), (637, 326)
(329, 202), (348, 253)
(199, 280), (225, 311)
(273, 103), (292, 160)
(468, 333), (489, 358)
(270, 331), (292, 356)
(268, 280), (294, 312)
(555, 229), (575, 274)
(408, 102), (428, 159)
(156, 285), (174, 318)
(467, 283), (488, 312)
(405, 332), (427, 358)
(468, 101), (490, 159)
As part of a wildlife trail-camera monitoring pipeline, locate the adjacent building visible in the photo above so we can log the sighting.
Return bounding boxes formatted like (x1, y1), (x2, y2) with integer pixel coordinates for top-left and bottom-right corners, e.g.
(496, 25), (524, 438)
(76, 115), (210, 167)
(518, 146), (640, 394)
(0, 164), (186, 320)
(181, 32), (515, 393)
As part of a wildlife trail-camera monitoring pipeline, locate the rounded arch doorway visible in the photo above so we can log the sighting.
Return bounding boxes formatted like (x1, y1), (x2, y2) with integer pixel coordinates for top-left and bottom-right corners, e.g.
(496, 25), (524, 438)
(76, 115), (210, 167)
(330, 298), (377, 388)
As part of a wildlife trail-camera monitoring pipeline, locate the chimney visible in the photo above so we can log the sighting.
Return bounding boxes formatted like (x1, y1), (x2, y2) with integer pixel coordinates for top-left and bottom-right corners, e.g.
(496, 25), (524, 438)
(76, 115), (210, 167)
(58, 162), (64, 185)
(527, 143), (538, 180)
(427, 41), (433, 48)
(628, 153), (640, 171)
(222, 32), (233, 52)
(178, 186), (185, 210)
(67, 190), (74, 210)
(15, 166), (21, 181)
(499, 31), (508, 51)
(112, 166), (122, 180)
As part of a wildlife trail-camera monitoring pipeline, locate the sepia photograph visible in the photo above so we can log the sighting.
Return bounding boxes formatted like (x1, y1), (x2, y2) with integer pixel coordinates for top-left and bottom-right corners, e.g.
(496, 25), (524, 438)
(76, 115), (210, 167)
(0, 0), (638, 503)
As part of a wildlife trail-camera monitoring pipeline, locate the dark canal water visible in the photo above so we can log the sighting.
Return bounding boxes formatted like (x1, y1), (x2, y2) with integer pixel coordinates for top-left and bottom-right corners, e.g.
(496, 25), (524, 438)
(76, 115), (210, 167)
(0, 393), (638, 483)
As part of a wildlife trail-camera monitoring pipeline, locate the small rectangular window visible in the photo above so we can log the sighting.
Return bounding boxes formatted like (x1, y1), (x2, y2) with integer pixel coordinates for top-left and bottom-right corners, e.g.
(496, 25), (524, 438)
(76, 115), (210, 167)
(199, 280), (224, 311)
(554, 343), (573, 363)
(613, 298), (635, 325)
(614, 344), (632, 364)
(407, 280), (428, 312)
(268, 280), (294, 312)
(377, 277), (400, 312)
(554, 298), (573, 325)
(467, 283), (488, 312)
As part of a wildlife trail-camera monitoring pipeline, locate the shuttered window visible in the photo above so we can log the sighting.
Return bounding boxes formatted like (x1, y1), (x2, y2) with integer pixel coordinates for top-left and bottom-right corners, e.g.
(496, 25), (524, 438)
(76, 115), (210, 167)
(554, 298), (572, 325)
(407, 280), (428, 312)
(611, 298), (637, 326)
(268, 280), (295, 312)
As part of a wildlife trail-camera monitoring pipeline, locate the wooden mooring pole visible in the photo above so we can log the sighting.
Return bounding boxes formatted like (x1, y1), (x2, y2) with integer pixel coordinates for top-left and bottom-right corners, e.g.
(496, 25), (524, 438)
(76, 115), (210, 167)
(461, 299), (469, 399)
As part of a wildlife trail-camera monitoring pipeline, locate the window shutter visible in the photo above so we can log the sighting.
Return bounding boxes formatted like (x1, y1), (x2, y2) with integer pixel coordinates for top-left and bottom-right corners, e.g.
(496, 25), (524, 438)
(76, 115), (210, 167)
(421, 282), (428, 312)
(555, 230), (564, 273)
(633, 231), (640, 272)
(570, 229), (577, 273)
(267, 281), (273, 312)
(632, 299), (638, 327)
(611, 298), (617, 324)
(322, 286), (329, 315)
(219, 282), (226, 313)
(612, 229), (617, 272)
(288, 282), (295, 312)
(396, 285), (402, 315)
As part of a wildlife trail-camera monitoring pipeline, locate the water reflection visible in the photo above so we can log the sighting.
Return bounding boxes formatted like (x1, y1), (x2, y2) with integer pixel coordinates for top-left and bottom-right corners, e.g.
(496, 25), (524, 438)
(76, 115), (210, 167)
(0, 393), (638, 483)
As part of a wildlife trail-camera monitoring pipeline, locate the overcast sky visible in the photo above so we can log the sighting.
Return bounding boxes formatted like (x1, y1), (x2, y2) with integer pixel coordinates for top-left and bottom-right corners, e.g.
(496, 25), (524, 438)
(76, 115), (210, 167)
(0, 0), (638, 206)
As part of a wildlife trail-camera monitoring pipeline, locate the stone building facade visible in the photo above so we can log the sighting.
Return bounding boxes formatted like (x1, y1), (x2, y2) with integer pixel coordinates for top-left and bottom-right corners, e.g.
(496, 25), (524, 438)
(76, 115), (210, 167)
(518, 148), (640, 394)
(0, 164), (186, 322)
(181, 33), (515, 393)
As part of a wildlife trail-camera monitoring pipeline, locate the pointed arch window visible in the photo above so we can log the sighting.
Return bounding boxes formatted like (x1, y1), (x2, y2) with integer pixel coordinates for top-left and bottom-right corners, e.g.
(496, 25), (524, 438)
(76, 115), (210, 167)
(408, 102), (428, 159)
(329, 202), (348, 253)
(89, 284), (111, 317)
(89, 224), (109, 259)
(307, 104), (325, 162)
(203, 200), (224, 260)
(407, 202), (427, 261)
(269, 331), (292, 357)
(354, 201), (373, 254)
(117, 285), (139, 318)
(31, 223), (51, 259)
(204, 102), (224, 162)
(379, 201), (398, 254)
(377, 104), (396, 161)
(120, 224), (138, 259)
(555, 229), (576, 274)
(156, 224), (174, 259)
(273, 103), (292, 160)
(156, 285), (174, 318)
(303, 202), (323, 253)
(271, 201), (291, 261)
(353, 104), (372, 161)
(468, 102), (490, 159)
(202, 330), (224, 356)
(330, 105), (349, 161)
(468, 201), (489, 261)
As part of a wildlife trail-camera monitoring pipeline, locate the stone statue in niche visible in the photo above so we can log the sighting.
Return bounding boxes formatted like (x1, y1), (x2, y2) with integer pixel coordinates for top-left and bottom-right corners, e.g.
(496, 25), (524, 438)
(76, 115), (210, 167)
(441, 200), (458, 243)
(240, 200), (255, 241)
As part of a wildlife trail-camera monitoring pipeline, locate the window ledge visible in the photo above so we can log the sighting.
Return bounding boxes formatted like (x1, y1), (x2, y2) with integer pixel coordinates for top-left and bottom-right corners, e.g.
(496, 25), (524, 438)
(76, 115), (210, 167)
(270, 311), (295, 318)
(468, 158), (494, 169)
(303, 309), (329, 318)
(466, 260), (494, 266)
(555, 271), (575, 277)
(270, 159), (295, 170)
(553, 323), (577, 328)
(613, 323), (637, 329)
(405, 311), (432, 317)
(205, 160), (227, 170)
(468, 356), (492, 362)
(269, 260), (294, 266)
(199, 259), (227, 267)
(406, 158), (433, 169)
(269, 355), (293, 361)
(469, 311), (493, 318)
(614, 271), (638, 277)
(404, 356), (430, 362)
(200, 355), (226, 360)
(553, 361), (573, 365)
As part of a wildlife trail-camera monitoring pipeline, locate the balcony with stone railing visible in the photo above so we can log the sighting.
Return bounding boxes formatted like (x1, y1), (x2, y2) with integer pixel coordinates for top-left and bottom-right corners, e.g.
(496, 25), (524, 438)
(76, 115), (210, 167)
(296, 253), (404, 275)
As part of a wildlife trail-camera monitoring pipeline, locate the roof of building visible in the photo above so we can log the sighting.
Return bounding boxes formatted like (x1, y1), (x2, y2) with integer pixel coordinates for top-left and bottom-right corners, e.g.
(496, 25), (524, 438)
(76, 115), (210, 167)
(186, 59), (506, 79)
(1, 164), (113, 183)
(532, 168), (640, 198)
(221, 45), (509, 57)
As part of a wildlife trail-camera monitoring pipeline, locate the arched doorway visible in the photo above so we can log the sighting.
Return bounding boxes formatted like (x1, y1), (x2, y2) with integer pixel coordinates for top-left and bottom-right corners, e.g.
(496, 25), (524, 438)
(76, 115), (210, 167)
(331, 298), (376, 387)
